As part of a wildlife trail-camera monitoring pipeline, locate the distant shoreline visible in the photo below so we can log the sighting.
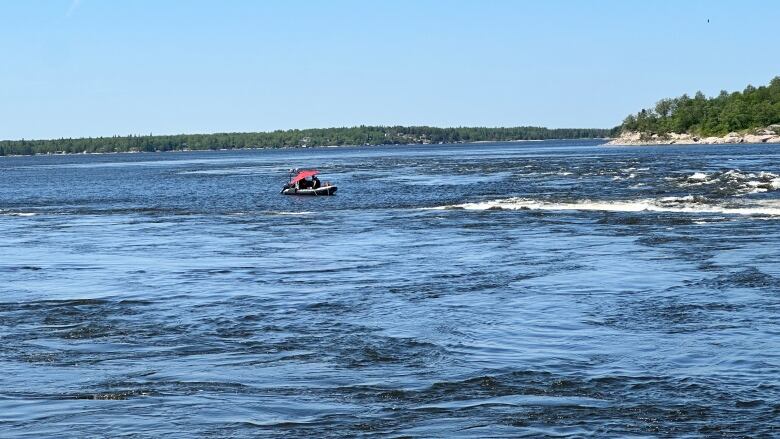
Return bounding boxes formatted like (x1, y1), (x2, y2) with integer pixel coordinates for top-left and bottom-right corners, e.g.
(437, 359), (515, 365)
(0, 137), (609, 158)
(0, 125), (610, 157)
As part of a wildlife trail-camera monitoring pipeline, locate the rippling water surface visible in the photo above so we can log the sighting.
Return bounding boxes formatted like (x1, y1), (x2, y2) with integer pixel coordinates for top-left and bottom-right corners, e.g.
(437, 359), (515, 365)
(2, 140), (780, 437)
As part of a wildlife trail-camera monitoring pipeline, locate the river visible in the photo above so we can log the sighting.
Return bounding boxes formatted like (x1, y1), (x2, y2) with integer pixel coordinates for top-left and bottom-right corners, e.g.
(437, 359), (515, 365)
(1, 140), (779, 437)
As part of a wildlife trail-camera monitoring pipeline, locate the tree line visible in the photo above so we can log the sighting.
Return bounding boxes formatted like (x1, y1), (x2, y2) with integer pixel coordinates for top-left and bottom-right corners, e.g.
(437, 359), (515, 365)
(618, 76), (780, 137)
(0, 125), (609, 156)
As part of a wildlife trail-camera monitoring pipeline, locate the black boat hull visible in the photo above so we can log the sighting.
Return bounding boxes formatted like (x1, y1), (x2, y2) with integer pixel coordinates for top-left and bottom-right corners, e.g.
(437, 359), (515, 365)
(281, 186), (337, 196)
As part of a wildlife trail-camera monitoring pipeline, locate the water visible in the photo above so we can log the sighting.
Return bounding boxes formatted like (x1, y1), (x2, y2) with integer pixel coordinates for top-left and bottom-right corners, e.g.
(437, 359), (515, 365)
(1, 140), (779, 437)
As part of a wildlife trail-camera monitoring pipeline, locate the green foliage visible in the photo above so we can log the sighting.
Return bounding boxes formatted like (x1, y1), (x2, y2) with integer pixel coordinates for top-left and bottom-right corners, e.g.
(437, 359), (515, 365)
(0, 126), (610, 156)
(618, 76), (780, 136)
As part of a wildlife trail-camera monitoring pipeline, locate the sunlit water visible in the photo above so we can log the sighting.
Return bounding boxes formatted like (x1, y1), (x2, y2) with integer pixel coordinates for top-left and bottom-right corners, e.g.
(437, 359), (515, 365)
(1, 140), (779, 437)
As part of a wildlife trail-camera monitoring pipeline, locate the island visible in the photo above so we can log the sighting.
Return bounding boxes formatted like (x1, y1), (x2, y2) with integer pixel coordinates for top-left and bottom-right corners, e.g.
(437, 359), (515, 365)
(0, 126), (609, 156)
(609, 76), (780, 145)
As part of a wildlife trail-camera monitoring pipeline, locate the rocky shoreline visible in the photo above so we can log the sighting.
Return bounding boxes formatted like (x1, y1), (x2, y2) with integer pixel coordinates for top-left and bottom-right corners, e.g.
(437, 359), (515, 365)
(607, 125), (780, 146)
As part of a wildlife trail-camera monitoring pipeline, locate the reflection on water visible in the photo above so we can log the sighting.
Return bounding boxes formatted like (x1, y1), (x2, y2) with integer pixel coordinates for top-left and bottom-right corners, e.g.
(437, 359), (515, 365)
(1, 140), (779, 437)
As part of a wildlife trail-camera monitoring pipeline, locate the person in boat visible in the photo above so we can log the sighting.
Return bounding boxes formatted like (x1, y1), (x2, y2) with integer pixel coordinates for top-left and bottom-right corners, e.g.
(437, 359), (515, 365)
(311, 175), (321, 189)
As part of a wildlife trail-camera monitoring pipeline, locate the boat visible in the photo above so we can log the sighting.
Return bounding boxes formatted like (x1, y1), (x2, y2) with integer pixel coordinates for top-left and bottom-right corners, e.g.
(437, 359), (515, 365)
(281, 169), (337, 196)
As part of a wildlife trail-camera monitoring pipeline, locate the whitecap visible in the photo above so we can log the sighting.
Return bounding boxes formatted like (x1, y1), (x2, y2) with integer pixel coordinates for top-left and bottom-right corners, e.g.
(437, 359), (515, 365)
(428, 197), (780, 217)
(688, 172), (709, 181)
(269, 211), (315, 216)
(675, 170), (780, 195)
(0, 210), (37, 217)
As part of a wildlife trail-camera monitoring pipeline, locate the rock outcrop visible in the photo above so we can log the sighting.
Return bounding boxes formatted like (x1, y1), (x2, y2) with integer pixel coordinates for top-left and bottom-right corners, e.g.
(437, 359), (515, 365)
(607, 127), (780, 146)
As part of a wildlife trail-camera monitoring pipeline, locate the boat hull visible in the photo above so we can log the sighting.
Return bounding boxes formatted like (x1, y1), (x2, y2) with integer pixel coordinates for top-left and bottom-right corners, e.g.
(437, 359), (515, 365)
(281, 185), (337, 196)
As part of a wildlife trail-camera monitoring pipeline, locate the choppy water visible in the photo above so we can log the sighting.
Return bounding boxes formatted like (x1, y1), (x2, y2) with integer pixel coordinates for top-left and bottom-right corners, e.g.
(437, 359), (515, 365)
(2, 140), (780, 437)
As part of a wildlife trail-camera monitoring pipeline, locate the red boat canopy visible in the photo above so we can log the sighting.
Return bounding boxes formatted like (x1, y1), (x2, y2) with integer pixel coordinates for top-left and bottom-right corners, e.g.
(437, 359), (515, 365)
(290, 170), (319, 184)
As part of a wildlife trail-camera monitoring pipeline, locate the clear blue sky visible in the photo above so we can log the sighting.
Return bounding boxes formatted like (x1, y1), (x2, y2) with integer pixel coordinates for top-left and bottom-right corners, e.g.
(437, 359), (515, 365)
(1, 0), (778, 140)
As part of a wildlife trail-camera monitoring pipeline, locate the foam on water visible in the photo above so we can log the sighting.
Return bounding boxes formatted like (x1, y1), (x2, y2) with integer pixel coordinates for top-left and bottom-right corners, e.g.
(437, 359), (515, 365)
(0, 210), (37, 217)
(672, 169), (780, 195)
(269, 211), (315, 216)
(431, 197), (780, 217)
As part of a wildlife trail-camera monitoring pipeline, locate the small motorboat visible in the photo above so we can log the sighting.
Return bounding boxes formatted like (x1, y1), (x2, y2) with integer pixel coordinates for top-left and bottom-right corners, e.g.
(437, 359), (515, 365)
(281, 169), (337, 196)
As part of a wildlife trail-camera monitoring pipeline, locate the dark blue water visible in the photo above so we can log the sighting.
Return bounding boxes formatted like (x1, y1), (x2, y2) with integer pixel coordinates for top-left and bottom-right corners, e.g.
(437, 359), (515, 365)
(2, 140), (779, 437)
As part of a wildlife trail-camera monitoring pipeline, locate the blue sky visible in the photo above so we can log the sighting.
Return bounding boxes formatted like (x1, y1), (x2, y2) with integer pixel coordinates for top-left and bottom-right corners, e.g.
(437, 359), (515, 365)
(1, 0), (778, 140)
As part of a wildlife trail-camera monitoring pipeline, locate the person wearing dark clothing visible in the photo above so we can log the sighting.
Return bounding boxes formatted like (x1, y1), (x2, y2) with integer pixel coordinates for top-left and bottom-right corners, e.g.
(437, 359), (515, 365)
(311, 175), (321, 189)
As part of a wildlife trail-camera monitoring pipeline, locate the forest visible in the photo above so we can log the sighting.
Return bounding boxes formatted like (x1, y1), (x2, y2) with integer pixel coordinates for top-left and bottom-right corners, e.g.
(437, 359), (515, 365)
(0, 126), (609, 156)
(618, 76), (780, 137)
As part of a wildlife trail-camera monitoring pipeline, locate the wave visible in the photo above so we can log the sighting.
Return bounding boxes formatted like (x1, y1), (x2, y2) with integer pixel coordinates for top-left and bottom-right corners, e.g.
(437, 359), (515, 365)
(384, 171), (512, 186)
(177, 165), (288, 176)
(0, 210), (37, 217)
(429, 197), (780, 217)
(266, 211), (315, 216)
(671, 170), (780, 195)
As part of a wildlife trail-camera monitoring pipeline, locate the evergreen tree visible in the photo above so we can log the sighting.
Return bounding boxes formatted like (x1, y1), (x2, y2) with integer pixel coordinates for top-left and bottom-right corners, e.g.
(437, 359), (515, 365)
(618, 76), (780, 136)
